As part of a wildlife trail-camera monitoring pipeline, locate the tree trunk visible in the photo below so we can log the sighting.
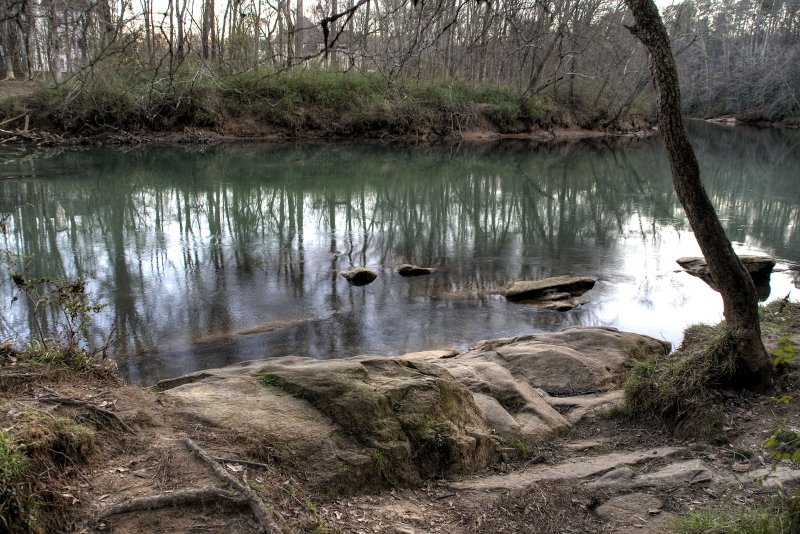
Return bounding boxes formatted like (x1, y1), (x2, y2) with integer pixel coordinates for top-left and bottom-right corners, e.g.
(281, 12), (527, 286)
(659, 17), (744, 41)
(2, 19), (16, 79)
(294, 0), (304, 65)
(623, 0), (772, 390)
(202, 0), (215, 60)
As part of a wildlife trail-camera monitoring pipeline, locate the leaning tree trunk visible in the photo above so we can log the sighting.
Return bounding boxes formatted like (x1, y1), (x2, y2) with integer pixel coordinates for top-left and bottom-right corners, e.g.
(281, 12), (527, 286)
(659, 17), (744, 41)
(623, 0), (772, 390)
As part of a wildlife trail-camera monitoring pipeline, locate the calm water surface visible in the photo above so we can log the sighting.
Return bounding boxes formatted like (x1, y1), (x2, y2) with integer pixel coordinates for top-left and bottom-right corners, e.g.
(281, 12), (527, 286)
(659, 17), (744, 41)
(1, 122), (799, 384)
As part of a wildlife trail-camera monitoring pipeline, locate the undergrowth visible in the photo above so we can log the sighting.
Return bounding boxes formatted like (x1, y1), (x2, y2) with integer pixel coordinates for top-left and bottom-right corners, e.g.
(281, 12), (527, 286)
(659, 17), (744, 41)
(0, 431), (34, 532)
(620, 299), (800, 441)
(674, 492), (800, 534)
(622, 321), (736, 440)
(23, 63), (586, 136)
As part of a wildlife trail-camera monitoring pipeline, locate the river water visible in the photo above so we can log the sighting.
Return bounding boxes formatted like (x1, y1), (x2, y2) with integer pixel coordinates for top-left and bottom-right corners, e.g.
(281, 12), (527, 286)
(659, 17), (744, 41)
(1, 122), (798, 384)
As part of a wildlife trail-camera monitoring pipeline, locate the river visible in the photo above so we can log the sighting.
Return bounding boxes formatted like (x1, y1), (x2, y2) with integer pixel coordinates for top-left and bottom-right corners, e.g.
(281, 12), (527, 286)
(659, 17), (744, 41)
(1, 122), (798, 384)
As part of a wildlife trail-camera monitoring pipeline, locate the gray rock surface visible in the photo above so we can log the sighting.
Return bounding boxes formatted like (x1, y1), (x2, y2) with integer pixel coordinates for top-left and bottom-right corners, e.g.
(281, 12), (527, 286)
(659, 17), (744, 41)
(677, 255), (776, 300)
(157, 326), (670, 496)
(162, 356), (496, 496)
(677, 255), (776, 279)
(505, 275), (596, 302)
(451, 326), (670, 395)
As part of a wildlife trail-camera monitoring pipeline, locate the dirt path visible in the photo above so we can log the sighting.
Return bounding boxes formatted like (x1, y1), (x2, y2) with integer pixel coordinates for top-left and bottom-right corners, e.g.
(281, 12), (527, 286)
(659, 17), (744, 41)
(74, 387), (797, 534)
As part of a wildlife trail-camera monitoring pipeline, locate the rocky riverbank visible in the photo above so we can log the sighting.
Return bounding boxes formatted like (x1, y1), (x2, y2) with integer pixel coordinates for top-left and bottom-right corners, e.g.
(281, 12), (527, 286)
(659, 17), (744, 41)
(2, 304), (798, 533)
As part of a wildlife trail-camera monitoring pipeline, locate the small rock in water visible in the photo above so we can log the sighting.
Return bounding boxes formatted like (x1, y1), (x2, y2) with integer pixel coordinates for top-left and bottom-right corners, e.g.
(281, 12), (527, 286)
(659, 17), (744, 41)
(397, 264), (436, 277)
(542, 302), (576, 312)
(505, 275), (596, 301)
(341, 267), (378, 286)
(676, 254), (775, 301)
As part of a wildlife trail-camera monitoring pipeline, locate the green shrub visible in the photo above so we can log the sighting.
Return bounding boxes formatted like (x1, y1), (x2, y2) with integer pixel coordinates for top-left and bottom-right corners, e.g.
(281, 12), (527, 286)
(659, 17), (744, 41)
(621, 322), (736, 439)
(0, 432), (35, 531)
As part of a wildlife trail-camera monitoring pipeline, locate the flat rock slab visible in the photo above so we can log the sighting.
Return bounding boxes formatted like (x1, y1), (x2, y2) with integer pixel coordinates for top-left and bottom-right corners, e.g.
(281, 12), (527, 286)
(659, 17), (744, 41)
(677, 255), (775, 279)
(635, 459), (714, 487)
(677, 255), (775, 300)
(453, 326), (670, 395)
(505, 276), (596, 302)
(739, 464), (800, 488)
(675, 254), (775, 281)
(448, 446), (683, 492)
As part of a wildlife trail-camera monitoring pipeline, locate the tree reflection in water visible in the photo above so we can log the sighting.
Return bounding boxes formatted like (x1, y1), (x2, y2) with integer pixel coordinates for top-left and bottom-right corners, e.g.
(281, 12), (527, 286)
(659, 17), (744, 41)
(0, 123), (798, 384)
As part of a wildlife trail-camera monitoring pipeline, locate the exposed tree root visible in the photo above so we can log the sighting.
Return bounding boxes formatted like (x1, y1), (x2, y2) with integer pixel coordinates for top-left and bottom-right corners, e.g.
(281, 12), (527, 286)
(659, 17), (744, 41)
(99, 487), (247, 518)
(183, 437), (283, 534)
(213, 456), (273, 469)
(96, 439), (284, 532)
(36, 395), (136, 434)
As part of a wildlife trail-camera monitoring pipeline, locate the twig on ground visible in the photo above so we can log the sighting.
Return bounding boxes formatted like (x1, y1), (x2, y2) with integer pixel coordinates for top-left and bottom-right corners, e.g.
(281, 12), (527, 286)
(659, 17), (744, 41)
(183, 437), (282, 534)
(0, 114), (27, 127)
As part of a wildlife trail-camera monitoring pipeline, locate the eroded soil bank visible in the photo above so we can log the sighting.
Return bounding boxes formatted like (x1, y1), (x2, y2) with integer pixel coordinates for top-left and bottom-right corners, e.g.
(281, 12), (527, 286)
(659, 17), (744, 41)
(1, 307), (799, 533)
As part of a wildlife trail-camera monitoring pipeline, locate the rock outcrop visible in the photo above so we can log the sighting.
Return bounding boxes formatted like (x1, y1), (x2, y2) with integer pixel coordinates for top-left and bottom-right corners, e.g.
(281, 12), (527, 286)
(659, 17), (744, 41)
(160, 326), (670, 495)
(451, 327), (670, 396)
(161, 356), (496, 496)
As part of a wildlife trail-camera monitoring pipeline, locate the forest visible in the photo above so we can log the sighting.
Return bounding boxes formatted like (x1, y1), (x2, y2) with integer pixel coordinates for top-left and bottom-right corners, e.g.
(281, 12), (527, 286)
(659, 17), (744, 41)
(1, 0), (798, 132)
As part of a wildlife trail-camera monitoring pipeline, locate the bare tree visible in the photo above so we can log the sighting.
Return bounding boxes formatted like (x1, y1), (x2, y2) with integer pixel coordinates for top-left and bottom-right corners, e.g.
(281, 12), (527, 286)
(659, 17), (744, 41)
(623, 0), (772, 390)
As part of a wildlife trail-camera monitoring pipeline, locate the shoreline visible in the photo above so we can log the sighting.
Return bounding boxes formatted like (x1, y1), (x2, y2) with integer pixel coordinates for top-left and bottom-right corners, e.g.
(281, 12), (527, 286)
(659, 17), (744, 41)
(0, 123), (657, 147)
(1, 312), (798, 533)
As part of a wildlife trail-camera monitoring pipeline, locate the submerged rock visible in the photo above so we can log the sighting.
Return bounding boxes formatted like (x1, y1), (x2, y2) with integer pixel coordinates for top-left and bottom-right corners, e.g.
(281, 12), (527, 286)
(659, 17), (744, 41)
(505, 276), (596, 302)
(340, 267), (378, 286)
(397, 264), (436, 277)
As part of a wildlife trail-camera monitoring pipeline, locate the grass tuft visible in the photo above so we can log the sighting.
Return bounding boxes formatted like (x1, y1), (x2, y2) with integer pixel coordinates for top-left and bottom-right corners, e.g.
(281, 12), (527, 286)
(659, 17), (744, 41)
(674, 493), (800, 534)
(0, 431), (34, 531)
(258, 374), (283, 388)
(622, 322), (736, 439)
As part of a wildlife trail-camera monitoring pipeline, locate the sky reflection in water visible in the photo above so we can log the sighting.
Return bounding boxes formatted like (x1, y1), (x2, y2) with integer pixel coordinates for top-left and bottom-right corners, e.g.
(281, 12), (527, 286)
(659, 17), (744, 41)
(1, 122), (799, 384)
